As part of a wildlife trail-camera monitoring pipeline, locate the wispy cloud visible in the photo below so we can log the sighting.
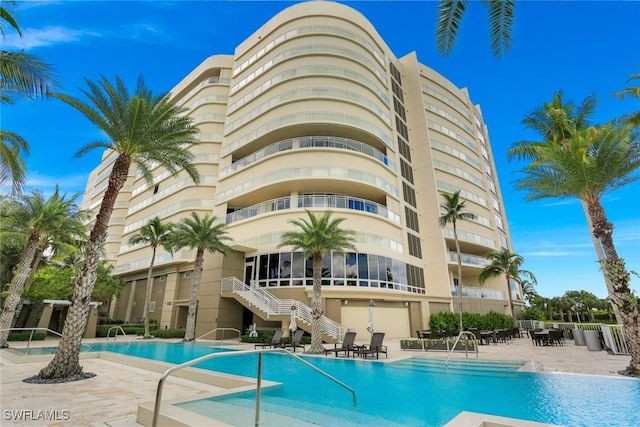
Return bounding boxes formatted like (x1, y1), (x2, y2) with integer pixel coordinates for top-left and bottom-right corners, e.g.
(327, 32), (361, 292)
(2, 26), (98, 50)
(23, 172), (89, 195)
(3, 20), (177, 51)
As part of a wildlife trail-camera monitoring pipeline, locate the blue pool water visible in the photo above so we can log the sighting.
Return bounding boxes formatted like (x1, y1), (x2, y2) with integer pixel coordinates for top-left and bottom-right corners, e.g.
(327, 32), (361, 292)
(22, 341), (640, 426)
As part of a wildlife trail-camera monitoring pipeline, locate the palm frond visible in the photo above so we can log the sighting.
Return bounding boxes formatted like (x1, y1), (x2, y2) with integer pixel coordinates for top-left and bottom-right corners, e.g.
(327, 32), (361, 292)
(435, 0), (468, 56)
(484, 0), (516, 58)
(0, 51), (60, 104)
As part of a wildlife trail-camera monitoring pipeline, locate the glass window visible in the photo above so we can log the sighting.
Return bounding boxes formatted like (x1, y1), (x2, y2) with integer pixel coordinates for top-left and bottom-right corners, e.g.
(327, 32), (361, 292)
(268, 253), (280, 279)
(332, 253), (345, 278)
(322, 254), (331, 277)
(258, 254), (268, 280)
(358, 253), (368, 279)
(280, 252), (291, 278)
(292, 252), (304, 285)
(368, 255), (379, 280)
(345, 253), (357, 278)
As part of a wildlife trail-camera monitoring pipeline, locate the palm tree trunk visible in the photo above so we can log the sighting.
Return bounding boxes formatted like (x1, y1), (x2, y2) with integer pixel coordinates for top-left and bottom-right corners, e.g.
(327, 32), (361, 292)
(581, 200), (622, 323)
(142, 247), (156, 339)
(587, 200), (639, 376)
(184, 248), (204, 342)
(0, 233), (40, 347)
(505, 277), (516, 326)
(453, 224), (463, 333)
(308, 253), (324, 354)
(38, 155), (130, 379)
(12, 247), (44, 328)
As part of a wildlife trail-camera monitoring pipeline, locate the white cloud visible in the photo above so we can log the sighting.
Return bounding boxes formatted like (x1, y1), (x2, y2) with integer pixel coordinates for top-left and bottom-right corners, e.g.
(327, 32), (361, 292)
(2, 26), (98, 50)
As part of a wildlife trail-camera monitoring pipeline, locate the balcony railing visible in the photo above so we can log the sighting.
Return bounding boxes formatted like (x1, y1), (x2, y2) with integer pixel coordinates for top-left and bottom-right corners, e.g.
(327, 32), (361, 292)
(226, 194), (401, 225)
(220, 136), (395, 178)
(447, 251), (491, 267)
(451, 286), (505, 300)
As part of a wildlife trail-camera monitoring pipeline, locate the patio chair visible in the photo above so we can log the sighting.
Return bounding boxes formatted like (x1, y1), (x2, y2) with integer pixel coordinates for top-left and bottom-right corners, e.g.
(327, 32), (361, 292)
(548, 329), (564, 346)
(325, 332), (357, 357)
(353, 332), (387, 359)
(254, 329), (284, 349)
(283, 329), (305, 352)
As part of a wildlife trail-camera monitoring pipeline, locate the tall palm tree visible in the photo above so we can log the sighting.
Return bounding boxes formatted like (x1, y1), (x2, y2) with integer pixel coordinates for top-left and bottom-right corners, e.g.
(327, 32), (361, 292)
(519, 277), (537, 305)
(0, 1), (60, 195)
(438, 191), (475, 333)
(436, 0), (516, 58)
(277, 210), (356, 354)
(37, 75), (200, 380)
(128, 217), (174, 339)
(507, 91), (625, 321)
(0, 187), (84, 347)
(479, 248), (536, 325)
(169, 213), (233, 342)
(514, 123), (639, 375)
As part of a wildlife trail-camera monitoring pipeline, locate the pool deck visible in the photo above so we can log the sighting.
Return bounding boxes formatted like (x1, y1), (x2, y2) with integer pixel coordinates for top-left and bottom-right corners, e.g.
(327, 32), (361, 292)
(0, 335), (633, 426)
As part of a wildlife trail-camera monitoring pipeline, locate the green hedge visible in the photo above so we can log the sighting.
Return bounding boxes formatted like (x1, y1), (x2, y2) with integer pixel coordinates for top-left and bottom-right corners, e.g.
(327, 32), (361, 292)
(429, 311), (513, 332)
(7, 332), (46, 341)
(152, 328), (185, 338)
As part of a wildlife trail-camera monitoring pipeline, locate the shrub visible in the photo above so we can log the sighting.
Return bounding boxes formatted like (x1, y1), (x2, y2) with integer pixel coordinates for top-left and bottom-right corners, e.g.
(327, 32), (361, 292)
(7, 332), (46, 341)
(151, 328), (185, 338)
(429, 311), (513, 332)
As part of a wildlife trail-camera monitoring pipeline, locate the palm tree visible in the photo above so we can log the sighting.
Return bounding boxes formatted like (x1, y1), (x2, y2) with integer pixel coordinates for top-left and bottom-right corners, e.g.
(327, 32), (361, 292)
(479, 248), (536, 325)
(519, 277), (538, 305)
(438, 191), (475, 333)
(169, 213), (233, 342)
(0, 187), (84, 347)
(128, 217), (174, 339)
(0, 1), (60, 195)
(507, 91), (624, 322)
(514, 123), (639, 375)
(277, 210), (356, 354)
(37, 75), (200, 380)
(436, 0), (516, 58)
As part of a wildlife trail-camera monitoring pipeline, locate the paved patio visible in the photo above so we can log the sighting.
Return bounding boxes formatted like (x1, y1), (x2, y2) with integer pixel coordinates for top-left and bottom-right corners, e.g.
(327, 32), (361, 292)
(0, 335), (633, 426)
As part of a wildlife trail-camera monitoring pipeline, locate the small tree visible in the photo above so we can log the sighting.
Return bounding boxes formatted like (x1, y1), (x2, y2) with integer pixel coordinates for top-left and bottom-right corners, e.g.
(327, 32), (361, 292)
(479, 249), (536, 325)
(277, 210), (356, 354)
(170, 213), (232, 342)
(439, 191), (475, 333)
(128, 217), (173, 338)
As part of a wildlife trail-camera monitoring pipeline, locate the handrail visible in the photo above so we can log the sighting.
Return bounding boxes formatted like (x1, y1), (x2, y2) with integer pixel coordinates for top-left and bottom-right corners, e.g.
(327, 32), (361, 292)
(0, 327), (92, 354)
(106, 326), (131, 345)
(152, 347), (357, 427)
(445, 331), (478, 367)
(195, 327), (241, 345)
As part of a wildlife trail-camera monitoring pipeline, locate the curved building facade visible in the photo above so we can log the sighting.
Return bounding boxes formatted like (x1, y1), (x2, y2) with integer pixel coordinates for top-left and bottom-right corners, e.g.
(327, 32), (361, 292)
(84, 1), (521, 339)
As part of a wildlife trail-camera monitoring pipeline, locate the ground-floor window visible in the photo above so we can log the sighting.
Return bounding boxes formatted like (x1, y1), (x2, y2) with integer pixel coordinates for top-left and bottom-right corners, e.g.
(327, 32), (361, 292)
(247, 251), (425, 293)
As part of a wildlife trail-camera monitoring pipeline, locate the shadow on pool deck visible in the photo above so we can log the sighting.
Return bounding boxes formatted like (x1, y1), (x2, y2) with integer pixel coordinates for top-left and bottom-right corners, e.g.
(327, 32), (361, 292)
(0, 335), (632, 426)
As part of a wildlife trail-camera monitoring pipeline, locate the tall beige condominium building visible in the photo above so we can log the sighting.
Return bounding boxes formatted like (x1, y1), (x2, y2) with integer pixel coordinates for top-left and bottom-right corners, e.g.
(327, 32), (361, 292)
(83, 1), (521, 340)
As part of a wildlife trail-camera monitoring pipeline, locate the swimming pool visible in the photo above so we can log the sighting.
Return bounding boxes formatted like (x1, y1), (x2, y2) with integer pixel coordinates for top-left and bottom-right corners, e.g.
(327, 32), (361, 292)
(21, 341), (640, 426)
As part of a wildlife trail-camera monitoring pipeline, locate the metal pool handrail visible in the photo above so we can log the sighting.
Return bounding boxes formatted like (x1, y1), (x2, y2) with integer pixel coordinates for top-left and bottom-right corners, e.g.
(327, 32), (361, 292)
(152, 347), (357, 427)
(445, 330), (478, 367)
(0, 327), (92, 353)
(106, 326), (131, 345)
(195, 327), (241, 345)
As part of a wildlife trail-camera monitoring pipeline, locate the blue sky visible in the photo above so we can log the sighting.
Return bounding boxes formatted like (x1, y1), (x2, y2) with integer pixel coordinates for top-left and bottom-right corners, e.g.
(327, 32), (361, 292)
(2, 0), (639, 300)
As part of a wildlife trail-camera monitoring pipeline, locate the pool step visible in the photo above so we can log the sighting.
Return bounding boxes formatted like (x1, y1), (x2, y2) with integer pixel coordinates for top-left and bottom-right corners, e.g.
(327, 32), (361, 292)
(178, 394), (406, 426)
(390, 357), (525, 376)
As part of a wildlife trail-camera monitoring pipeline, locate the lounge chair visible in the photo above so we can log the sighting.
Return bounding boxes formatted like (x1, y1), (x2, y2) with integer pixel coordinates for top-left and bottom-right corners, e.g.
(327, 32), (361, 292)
(353, 332), (387, 359)
(283, 329), (305, 352)
(254, 329), (283, 349)
(325, 332), (357, 357)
